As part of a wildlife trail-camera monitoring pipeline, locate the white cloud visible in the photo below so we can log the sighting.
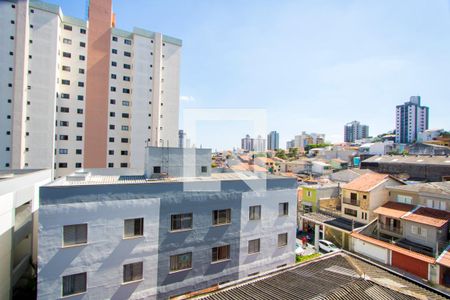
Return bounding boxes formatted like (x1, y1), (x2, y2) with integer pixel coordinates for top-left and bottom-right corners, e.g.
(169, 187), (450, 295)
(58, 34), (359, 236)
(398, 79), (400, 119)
(180, 95), (195, 102)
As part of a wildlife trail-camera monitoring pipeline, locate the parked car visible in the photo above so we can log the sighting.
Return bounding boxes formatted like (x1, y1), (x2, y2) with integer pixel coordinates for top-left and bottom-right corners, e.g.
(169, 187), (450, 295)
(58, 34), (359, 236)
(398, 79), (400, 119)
(318, 240), (339, 253)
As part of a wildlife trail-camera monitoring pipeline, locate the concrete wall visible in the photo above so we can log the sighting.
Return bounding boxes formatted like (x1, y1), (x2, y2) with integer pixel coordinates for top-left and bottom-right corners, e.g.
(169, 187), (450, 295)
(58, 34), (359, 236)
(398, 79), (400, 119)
(403, 221), (439, 251)
(352, 238), (389, 264)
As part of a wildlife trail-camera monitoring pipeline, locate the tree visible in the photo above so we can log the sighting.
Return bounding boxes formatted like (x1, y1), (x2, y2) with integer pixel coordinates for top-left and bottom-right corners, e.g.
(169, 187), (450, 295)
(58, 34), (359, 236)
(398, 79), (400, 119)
(275, 149), (287, 160)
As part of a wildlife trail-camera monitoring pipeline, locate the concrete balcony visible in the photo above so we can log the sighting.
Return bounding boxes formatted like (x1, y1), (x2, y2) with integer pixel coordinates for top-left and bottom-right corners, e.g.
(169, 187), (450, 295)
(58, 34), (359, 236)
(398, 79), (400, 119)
(342, 198), (360, 207)
(379, 223), (403, 235)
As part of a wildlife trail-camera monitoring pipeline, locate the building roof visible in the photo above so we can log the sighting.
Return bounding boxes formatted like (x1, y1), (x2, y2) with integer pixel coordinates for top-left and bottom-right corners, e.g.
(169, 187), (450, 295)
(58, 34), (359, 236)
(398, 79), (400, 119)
(230, 163), (268, 173)
(363, 155), (450, 166)
(402, 207), (450, 228)
(198, 252), (445, 300)
(373, 202), (415, 219)
(329, 168), (374, 183)
(437, 247), (450, 268)
(301, 212), (365, 232)
(387, 182), (450, 196)
(342, 173), (393, 192)
(351, 232), (436, 264)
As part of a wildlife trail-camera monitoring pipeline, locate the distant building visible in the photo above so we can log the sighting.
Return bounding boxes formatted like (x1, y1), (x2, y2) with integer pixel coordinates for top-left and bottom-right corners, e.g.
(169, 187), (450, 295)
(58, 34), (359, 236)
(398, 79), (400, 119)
(344, 121), (369, 143)
(294, 132), (325, 150)
(286, 139), (295, 150)
(407, 143), (450, 156)
(395, 96), (429, 144)
(418, 129), (444, 142)
(178, 130), (186, 148)
(267, 131), (279, 150)
(241, 134), (266, 152)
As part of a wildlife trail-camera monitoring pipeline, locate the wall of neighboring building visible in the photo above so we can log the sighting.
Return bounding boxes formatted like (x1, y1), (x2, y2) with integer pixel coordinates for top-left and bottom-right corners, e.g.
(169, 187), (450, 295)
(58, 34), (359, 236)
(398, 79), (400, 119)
(402, 221), (440, 251)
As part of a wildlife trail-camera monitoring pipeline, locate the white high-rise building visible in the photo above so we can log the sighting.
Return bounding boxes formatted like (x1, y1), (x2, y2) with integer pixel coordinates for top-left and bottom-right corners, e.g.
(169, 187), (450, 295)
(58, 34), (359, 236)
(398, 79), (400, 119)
(395, 96), (429, 144)
(344, 121), (369, 143)
(0, 0), (181, 177)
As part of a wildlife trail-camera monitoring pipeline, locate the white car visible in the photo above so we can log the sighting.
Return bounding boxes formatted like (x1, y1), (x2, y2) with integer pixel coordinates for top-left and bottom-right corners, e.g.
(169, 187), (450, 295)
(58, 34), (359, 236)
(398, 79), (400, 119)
(318, 240), (339, 253)
(295, 244), (305, 256)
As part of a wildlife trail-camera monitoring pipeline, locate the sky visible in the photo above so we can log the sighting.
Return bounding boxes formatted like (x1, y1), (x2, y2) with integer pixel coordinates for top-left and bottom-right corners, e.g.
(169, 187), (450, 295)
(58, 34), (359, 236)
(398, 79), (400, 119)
(49, 0), (450, 150)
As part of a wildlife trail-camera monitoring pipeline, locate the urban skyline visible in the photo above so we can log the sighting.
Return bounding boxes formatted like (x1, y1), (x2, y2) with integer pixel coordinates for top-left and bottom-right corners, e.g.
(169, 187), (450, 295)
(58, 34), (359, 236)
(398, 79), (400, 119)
(44, 0), (450, 150)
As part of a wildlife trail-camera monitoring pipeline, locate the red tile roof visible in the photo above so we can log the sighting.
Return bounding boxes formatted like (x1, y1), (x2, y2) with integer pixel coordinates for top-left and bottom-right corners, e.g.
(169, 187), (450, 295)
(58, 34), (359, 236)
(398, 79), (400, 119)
(437, 249), (450, 268)
(342, 173), (391, 192)
(351, 232), (436, 264)
(403, 207), (450, 228)
(373, 202), (415, 219)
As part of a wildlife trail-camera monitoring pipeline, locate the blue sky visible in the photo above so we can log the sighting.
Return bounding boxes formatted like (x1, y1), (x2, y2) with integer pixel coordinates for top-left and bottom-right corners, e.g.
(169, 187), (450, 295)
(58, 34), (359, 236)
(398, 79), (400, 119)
(50, 0), (450, 150)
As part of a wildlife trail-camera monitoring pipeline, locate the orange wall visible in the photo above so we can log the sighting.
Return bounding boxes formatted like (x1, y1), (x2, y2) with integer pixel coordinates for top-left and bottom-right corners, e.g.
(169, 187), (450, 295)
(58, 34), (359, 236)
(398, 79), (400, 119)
(392, 251), (429, 279)
(84, 0), (112, 168)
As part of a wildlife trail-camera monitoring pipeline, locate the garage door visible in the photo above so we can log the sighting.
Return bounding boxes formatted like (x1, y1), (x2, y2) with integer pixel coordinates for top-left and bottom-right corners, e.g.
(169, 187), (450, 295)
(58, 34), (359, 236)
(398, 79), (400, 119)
(392, 251), (428, 279)
(353, 238), (389, 264)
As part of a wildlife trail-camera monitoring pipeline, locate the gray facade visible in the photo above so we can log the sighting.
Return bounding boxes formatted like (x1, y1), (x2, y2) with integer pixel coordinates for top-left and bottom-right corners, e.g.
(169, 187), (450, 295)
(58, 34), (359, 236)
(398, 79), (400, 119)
(144, 146), (211, 178)
(267, 131), (279, 150)
(344, 121), (369, 143)
(37, 175), (297, 299)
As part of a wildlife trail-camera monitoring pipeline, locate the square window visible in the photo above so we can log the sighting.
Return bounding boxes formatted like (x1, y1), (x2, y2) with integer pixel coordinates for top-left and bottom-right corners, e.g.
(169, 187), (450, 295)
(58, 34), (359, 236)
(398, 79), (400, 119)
(212, 245), (230, 262)
(63, 224), (87, 246)
(248, 239), (260, 254)
(278, 202), (288, 216)
(123, 262), (143, 283)
(62, 273), (86, 296)
(124, 218), (144, 238)
(201, 166), (207, 173)
(170, 253), (192, 272)
(112, 36), (118, 42)
(249, 205), (261, 220)
(153, 166), (161, 173)
(63, 24), (72, 31)
(170, 213), (192, 231)
(212, 209), (231, 226)
(278, 233), (288, 247)
(80, 28), (86, 34)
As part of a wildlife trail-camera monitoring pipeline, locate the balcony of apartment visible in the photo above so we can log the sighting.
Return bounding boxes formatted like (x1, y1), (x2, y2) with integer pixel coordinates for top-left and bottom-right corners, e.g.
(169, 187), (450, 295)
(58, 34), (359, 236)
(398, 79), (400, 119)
(379, 222), (403, 236)
(342, 197), (360, 207)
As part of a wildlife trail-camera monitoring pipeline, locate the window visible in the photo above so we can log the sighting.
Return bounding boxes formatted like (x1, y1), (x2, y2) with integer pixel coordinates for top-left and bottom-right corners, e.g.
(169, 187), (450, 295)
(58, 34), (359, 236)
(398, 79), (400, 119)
(75, 163), (82, 168)
(121, 150), (128, 155)
(123, 262), (143, 283)
(124, 51), (131, 57)
(77, 95), (84, 101)
(278, 233), (288, 247)
(248, 239), (260, 254)
(62, 273), (86, 296)
(62, 65), (71, 71)
(123, 88), (130, 94)
(122, 100), (130, 106)
(62, 79), (70, 85)
(350, 193), (357, 201)
(63, 224), (87, 246)
(63, 24), (72, 31)
(79, 55), (85, 61)
(76, 136), (82, 141)
(108, 150), (114, 155)
(110, 86), (116, 92)
(59, 135), (68, 140)
(153, 166), (161, 173)
(111, 61), (117, 67)
(124, 64), (131, 69)
(397, 195), (412, 204)
(124, 218), (144, 238)
(60, 121), (69, 126)
(124, 39), (132, 45)
(249, 205), (261, 220)
(212, 209), (231, 225)
(109, 124), (115, 130)
(108, 163), (114, 167)
(77, 109), (83, 114)
(76, 122), (83, 128)
(59, 149), (68, 154)
(121, 138), (129, 143)
(344, 208), (357, 217)
(111, 74), (116, 79)
(170, 253), (192, 272)
(80, 28), (86, 34)
(212, 245), (230, 262)
(112, 36), (118, 42)
(63, 38), (72, 44)
(78, 82), (84, 87)
(60, 107), (69, 113)
(171, 213), (193, 231)
(278, 202), (288, 216)
(80, 42), (86, 47)
(120, 163), (128, 168)
(201, 166), (208, 173)
(411, 225), (427, 238)
(62, 52), (71, 58)
(79, 68), (85, 74)
(76, 149), (82, 155)
(122, 113), (129, 118)
(61, 93), (70, 99)
(121, 125), (129, 131)
(123, 76), (131, 81)
(110, 99), (116, 104)
(109, 137), (115, 142)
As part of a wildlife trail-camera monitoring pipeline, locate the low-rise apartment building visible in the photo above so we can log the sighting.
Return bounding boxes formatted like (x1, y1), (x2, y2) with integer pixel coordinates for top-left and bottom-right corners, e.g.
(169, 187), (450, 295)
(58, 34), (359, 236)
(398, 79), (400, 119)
(37, 147), (297, 299)
(387, 181), (449, 211)
(341, 173), (404, 224)
(300, 184), (339, 213)
(0, 169), (52, 299)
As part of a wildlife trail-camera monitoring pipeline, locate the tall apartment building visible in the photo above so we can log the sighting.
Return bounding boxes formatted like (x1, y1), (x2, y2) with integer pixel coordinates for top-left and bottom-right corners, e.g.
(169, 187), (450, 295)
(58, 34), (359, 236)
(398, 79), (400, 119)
(344, 120), (369, 143)
(267, 131), (279, 150)
(395, 96), (429, 144)
(0, 0), (181, 178)
(293, 132), (325, 150)
(241, 134), (266, 152)
(37, 147), (297, 299)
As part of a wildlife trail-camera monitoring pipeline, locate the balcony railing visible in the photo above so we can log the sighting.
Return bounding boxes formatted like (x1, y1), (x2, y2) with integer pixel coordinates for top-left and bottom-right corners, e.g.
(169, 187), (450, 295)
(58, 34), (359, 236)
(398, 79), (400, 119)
(379, 223), (403, 235)
(342, 198), (360, 206)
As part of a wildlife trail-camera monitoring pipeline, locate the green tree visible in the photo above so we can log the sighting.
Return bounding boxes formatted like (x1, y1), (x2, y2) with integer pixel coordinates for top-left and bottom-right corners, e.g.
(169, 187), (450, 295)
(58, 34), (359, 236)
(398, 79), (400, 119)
(275, 149), (287, 160)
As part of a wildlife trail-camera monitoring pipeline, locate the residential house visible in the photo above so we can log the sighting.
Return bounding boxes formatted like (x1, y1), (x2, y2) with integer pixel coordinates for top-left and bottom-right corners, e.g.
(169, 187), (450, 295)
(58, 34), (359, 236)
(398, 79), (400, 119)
(387, 182), (450, 211)
(341, 173), (404, 224)
(300, 184), (340, 213)
(329, 168), (374, 183)
(311, 161), (332, 176)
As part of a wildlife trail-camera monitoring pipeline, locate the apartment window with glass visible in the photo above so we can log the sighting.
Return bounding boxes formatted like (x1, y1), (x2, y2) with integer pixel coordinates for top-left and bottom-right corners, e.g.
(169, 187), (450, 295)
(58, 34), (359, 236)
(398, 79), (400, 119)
(212, 209), (231, 225)
(80, 28), (86, 34)
(170, 253), (192, 272)
(278, 233), (288, 247)
(123, 88), (130, 94)
(249, 205), (261, 220)
(61, 93), (70, 99)
(122, 113), (129, 118)
(79, 55), (85, 61)
(278, 202), (289, 216)
(62, 65), (71, 72)
(62, 52), (71, 58)
(123, 262), (143, 283)
(248, 239), (260, 254)
(124, 218), (144, 238)
(124, 64), (131, 69)
(124, 39), (132, 45)
(79, 68), (85, 74)
(63, 24), (72, 31)
(124, 51), (131, 57)
(79, 42), (86, 47)
(212, 245), (230, 262)
(63, 38), (72, 44)
(59, 149), (68, 154)
(344, 208), (357, 217)
(121, 125), (129, 131)
(63, 224), (87, 246)
(122, 100), (130, 106)
(171, 213), (193, 231)
(60, 107), (69, 113)
(62, 79), (70, 85)
(123, 76), (131, 81)
(62, 273), (86, 297)
(111, 61), (117, 67)
(112, 36), (118, 42)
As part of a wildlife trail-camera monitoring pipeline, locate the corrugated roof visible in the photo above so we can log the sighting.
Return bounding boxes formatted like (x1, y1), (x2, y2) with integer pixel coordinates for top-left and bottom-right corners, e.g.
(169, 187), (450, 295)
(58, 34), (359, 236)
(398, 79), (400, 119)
(363, 155), (450, 166)
(342, 173), (391, 192)
(373, 202), (415, 219)
(402, 207), (450, 228)
(387, 182), (450, 196)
